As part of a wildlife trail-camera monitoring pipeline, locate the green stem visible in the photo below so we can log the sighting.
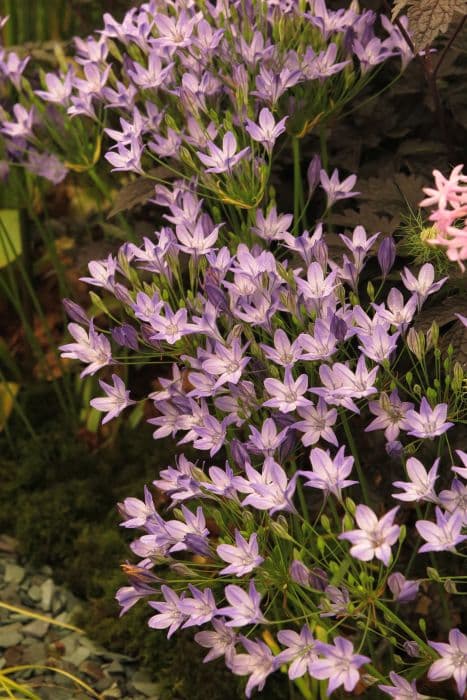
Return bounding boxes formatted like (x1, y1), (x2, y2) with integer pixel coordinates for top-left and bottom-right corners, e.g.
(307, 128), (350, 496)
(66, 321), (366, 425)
(292, 137), (302, 236)
(340, 409), (371, 504)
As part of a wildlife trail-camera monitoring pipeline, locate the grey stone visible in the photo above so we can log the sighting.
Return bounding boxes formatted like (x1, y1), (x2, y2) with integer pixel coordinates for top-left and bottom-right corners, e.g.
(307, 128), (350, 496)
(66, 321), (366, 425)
(0, 623), (23, 648)
(4, 563), (25, 585)
(28, 584), (42, 602)
(65, 644), (91, 666)
(106, 659), (124, 674)
(21, 641), (46, 664)
(22, 620), (50, 639)
(40, 565), (53, 576)
(40, 579), (55, 611)
(102, 685), (122, 699)
(131, 681), (161, 698)
(52, 592), (66, 616)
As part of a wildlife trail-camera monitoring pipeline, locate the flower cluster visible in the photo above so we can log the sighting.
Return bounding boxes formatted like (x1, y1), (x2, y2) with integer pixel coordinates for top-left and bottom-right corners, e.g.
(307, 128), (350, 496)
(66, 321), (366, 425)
(420, 165), (467, 270)
(8, 0), (461, 697)
(61, 176), (466, 695)
(0, 0), (412, 198)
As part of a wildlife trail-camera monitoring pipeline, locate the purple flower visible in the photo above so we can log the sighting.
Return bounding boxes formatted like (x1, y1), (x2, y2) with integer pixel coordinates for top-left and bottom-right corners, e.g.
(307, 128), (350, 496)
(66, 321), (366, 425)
(373, 288), (418, 330)
(1, 103), (34, 139)
(340, 505), (400, 566)
(252, 207), (293, 242)
(293, 399), (338, 447)
(148, 585), (187, 638)
(175, 218), (221, 256)
(196, 132), (250, 174)
(366, 390), (414, 442)
(218, 580), (266, 627)
(149, 306), (194, 345)
(235, 457), (297, 515)
(298, 318), (337, 361)
(27, 151), (68, 184)
(260, 329), (303, 367)
(300, 446), (356, 500)
(229, 637), (276, 697)
(119, 485), (157, 529)
(379, 671), (429, 699)
(252, 66), (302, 106)
(452, 449), (467, 480)
(392, 457), (439, 503)
(276, 626), (318, 679)
(245, 108), (287, 151)
(105, 136), (144, 174)
(320, 168), (359, 208)
(263, 367), (310, 413)
(339, 225), (379, 273)
(202, 339), (250, 388)
(194, 619), (237, 662)
(192, 414), (235, 456)
(295, 262), (337, 302)
(35, 70), (73, 103)
(80, 253), (118, 291)
(90, 374), (135, 424)
(387, 573), (420, 604)
(217, 531), (264, 577)
(416, 507), (466, 553)
(247, 418), (289, 456)
(0, 50), (29, 89)
(115, 581), (154, 616)
(152, 10), (198, 50)
(126, 52), (173, 89)
(439, 479), (467, 524)
(428, 628), (467, 697)
(309, 636), (370, 695)
(178, 585), (218, 628)
(402, 397), (454, 439)
(358, 325), (400, 364)
(59, 320), (112, 377)
(354, 37), (393, 73)
(400, 263), (447, 307)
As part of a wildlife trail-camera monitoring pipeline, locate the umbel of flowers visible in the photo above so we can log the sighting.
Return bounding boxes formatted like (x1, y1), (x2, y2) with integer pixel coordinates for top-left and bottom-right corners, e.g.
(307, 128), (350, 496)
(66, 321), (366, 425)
(4, 0), (463, 697)
(61, 175), (467, 696)
(0, 0), (412, 199)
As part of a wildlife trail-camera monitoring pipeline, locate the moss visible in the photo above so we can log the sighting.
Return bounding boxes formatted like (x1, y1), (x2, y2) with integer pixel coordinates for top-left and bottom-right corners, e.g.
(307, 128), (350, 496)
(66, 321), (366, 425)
(0, 382), (248, 699)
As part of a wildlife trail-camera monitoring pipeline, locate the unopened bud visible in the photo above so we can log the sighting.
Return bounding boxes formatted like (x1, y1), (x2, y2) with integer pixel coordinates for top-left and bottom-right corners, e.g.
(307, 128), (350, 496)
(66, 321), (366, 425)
(406, 328), (425, 361)
(377, 236), (396, 277)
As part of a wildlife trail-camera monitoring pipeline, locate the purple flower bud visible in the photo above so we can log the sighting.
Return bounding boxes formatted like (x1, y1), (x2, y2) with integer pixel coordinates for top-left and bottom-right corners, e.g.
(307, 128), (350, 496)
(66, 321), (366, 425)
(112, 324), (139, 351)
(309, 567), (329, 592)
(289, 559), (311, 586)
(329, 314), (347, 342)
(62, 298), (89, 325)
(205, 283), (228, 312)
(385, 440), (404, 460)
(403, 640), (421, 657)
(387, 572), (420, 603)
(377, 236), (396, 277)
(230, 439), (250, 467)
(311, 240), (328, 269)
(278, 428), (297, 462)
(185, 533), (212, 557)
(307, 154), (321, 196)
(113, 283), (132, 305)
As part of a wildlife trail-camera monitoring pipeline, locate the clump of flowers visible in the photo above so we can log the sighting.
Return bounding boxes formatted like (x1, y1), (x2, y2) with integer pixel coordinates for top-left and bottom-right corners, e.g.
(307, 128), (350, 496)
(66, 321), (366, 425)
(420, 165), (467, 270)
(6, 0), (464, 698)
(60, 174), (466, 697)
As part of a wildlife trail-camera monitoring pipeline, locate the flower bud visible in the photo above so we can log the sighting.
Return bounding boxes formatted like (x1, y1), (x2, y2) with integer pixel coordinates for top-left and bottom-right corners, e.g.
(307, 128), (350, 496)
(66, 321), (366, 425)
(62, 298), (89, 325)
(403, 641), (421, 657)
(406, 328), (425, 361)
(112, 324), (139, 351)
(385, 440), (404, 460)
(377, 236), (396, 277)
(307, 153), (321, 197)
(289, 559), (311, 586)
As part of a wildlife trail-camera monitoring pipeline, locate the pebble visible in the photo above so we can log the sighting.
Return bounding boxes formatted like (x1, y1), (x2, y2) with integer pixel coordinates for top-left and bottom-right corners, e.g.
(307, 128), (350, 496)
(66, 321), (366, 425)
(4, 563), (25, 584)
(0, 548), (157, 699)
(0, 623), (23, 648)
(22, 619), (49, 638)
(40, 578), (55, 611)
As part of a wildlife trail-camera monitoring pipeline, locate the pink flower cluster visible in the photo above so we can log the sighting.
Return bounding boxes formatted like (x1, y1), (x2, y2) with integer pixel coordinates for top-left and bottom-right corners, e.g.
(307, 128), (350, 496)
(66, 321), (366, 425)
(420, 165), (467, 270)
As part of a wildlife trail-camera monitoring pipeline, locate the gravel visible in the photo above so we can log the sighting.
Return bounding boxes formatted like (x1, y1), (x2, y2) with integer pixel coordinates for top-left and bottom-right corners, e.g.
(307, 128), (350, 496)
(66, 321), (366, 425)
(0, 545), (160, 699)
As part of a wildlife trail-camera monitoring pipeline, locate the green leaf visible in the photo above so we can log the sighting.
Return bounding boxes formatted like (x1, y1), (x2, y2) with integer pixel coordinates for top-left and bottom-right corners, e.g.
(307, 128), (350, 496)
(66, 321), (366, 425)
(0, 209), (22, 268)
